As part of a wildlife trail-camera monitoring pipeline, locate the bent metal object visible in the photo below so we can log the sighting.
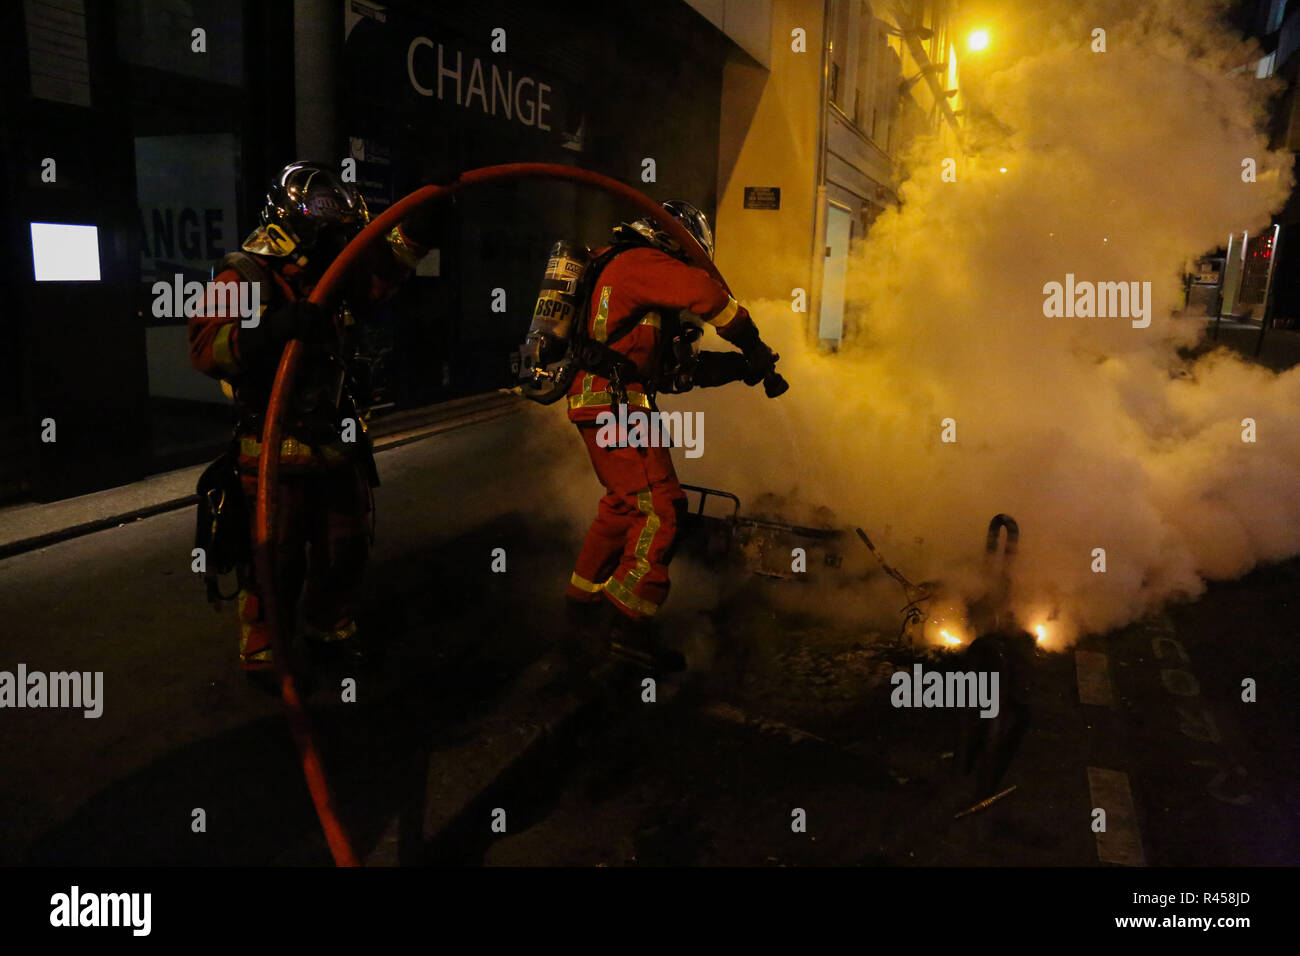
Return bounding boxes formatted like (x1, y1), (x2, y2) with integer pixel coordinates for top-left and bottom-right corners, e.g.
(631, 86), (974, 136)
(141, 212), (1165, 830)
(254, 164), (727, 867)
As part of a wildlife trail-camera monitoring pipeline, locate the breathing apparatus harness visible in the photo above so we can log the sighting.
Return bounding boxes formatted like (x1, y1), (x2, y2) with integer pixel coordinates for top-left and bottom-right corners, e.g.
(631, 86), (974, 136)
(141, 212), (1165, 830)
(213, 251), (373, 460)
(572, 242), (649, 409)
(518, 237), (733, 407)
(194, 251), (379, 607)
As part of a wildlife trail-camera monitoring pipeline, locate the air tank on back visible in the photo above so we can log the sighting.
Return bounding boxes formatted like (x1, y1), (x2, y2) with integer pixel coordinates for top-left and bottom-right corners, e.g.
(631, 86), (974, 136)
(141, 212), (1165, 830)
(517, 239), (589, 404)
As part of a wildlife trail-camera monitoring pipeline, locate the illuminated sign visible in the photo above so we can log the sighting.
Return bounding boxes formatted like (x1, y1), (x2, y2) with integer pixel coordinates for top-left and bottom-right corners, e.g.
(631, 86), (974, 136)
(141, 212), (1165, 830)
(30, 223), (101, 281)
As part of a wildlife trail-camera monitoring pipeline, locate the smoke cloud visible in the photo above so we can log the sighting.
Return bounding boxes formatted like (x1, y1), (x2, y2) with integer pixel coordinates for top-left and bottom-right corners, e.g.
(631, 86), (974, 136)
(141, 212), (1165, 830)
(659, 0), (1299, 647)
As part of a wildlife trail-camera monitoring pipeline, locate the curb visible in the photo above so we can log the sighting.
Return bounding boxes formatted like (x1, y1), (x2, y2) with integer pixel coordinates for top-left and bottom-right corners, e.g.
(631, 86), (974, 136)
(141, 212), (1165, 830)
(0, 393), (523, 562)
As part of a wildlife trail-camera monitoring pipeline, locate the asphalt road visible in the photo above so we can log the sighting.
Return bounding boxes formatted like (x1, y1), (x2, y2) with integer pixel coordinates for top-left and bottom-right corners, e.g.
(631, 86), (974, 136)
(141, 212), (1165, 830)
(0, 409), (574, 864)
(469, 573), (1299, 867)
(1, 408), (1296, 866)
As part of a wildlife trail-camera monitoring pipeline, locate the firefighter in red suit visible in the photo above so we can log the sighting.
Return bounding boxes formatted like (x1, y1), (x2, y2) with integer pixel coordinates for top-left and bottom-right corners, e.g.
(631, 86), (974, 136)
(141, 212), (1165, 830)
(564, 200), (783, 670)
(189, 161), (432, 675)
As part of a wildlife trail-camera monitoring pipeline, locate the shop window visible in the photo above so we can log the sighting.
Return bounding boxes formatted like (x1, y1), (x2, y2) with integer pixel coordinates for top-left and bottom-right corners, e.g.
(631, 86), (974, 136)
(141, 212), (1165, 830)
(829, 0), (851, 108)
(854, 1), (879, 133)
(24, 0), (92, 106)
(116, 0), (244, 87)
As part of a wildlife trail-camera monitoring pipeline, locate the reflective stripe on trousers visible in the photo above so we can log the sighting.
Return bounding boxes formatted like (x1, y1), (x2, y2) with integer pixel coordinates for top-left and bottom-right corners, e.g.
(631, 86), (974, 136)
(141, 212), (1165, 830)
(565, 424), (687, 619)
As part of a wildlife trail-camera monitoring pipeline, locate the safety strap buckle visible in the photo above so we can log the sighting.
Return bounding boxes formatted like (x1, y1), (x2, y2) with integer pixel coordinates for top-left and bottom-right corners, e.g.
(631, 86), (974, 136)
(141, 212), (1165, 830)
(608, 364), (629, 411)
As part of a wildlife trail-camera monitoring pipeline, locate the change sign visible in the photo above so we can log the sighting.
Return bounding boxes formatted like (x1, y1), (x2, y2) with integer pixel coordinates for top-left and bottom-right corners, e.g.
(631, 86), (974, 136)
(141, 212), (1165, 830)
(343, 4), (580, 154)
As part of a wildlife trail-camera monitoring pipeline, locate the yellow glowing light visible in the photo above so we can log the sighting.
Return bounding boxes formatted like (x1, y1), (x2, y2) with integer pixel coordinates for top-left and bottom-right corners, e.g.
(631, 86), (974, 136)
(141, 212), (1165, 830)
(999, 167), (1008, 173)
(940, 630), (962, 646)
(1035, 625), (1047, 643)
(968, 29), (990, 52)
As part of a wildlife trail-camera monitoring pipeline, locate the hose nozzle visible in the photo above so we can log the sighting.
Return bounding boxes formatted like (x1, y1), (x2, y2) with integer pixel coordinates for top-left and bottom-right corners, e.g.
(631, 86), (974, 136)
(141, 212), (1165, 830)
(763, 361), (789, 398)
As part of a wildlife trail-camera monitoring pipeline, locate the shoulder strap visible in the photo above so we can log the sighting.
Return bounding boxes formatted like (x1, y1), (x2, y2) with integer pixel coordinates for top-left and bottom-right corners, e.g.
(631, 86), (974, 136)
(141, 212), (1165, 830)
(579, 243), (645, 348)
(215, 251), (268, 287)
(215, 252), (297, 305)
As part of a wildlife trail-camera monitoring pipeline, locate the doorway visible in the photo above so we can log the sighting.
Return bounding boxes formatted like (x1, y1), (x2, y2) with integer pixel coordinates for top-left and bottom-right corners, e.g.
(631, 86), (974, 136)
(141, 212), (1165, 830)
(818, 202), (852, 344)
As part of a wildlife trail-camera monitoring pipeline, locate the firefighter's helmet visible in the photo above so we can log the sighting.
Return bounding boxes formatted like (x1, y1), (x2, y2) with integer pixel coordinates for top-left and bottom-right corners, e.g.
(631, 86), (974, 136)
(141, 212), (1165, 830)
(614, 199), (715, 261)
(241, 161), (370, 263)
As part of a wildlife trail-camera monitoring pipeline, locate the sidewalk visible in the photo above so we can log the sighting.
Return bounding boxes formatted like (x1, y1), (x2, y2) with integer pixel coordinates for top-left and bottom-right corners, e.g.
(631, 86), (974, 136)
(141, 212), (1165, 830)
(0, 391), (523, 561)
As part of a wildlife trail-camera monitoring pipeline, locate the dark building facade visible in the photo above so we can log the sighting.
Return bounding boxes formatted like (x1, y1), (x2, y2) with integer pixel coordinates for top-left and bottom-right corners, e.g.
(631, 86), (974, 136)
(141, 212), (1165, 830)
(1228, 0), (1300, 325)
(1, 0), (739, 503)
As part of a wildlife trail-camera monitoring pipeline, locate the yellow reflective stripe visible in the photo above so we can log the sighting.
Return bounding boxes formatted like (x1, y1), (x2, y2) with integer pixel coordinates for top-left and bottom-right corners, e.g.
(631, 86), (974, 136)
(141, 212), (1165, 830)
(569, 572), (604, 593)
(593, 285), (612, 342)
(239, 436), (346, 459)
(568, 371), (594, 408)
(567, 389), (652, 410)
(708, 296), (740, 328)
(305, 618), (359, 643)
(639, 311), (661, 329)
(603, 575), (659, 617)
(622, 488), (660, 592)
(604, 488), (663, 617)
(213, 323), (239, 375)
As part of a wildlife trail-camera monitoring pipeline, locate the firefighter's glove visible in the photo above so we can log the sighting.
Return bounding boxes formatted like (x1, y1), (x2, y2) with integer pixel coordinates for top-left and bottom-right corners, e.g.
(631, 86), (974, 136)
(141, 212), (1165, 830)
(268, 300), (332, 345)
(742, 343), (778, 386)
(238, 300), (332, 371)
(693, 351), (748, 388)
(399, 202), (440, 249)
(725, 320), (776, 385)
(388, 203), (439, 271)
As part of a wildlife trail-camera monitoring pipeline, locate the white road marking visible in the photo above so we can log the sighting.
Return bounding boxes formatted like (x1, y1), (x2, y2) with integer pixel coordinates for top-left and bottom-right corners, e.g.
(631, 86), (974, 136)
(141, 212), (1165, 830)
(1087, 766), (1147, 866)
(1075, 650), (1116, 706)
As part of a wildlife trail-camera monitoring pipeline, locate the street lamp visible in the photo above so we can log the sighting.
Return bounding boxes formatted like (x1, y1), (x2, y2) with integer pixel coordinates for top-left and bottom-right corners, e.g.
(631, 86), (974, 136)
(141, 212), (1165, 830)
(967, 28), (990, 52)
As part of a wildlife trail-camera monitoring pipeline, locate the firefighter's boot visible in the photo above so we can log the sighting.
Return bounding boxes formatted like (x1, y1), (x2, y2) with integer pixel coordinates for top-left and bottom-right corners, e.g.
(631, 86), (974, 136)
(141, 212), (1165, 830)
(564, 597), (615, 665)
(302, 618), (373, 669)
(608, 613), (685, 674)
(238, 590), (275, 671)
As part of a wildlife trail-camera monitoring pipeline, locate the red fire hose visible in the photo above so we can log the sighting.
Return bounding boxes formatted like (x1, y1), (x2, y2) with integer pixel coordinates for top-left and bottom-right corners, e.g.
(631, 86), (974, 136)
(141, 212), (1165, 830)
(255, 163), (722, 866)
